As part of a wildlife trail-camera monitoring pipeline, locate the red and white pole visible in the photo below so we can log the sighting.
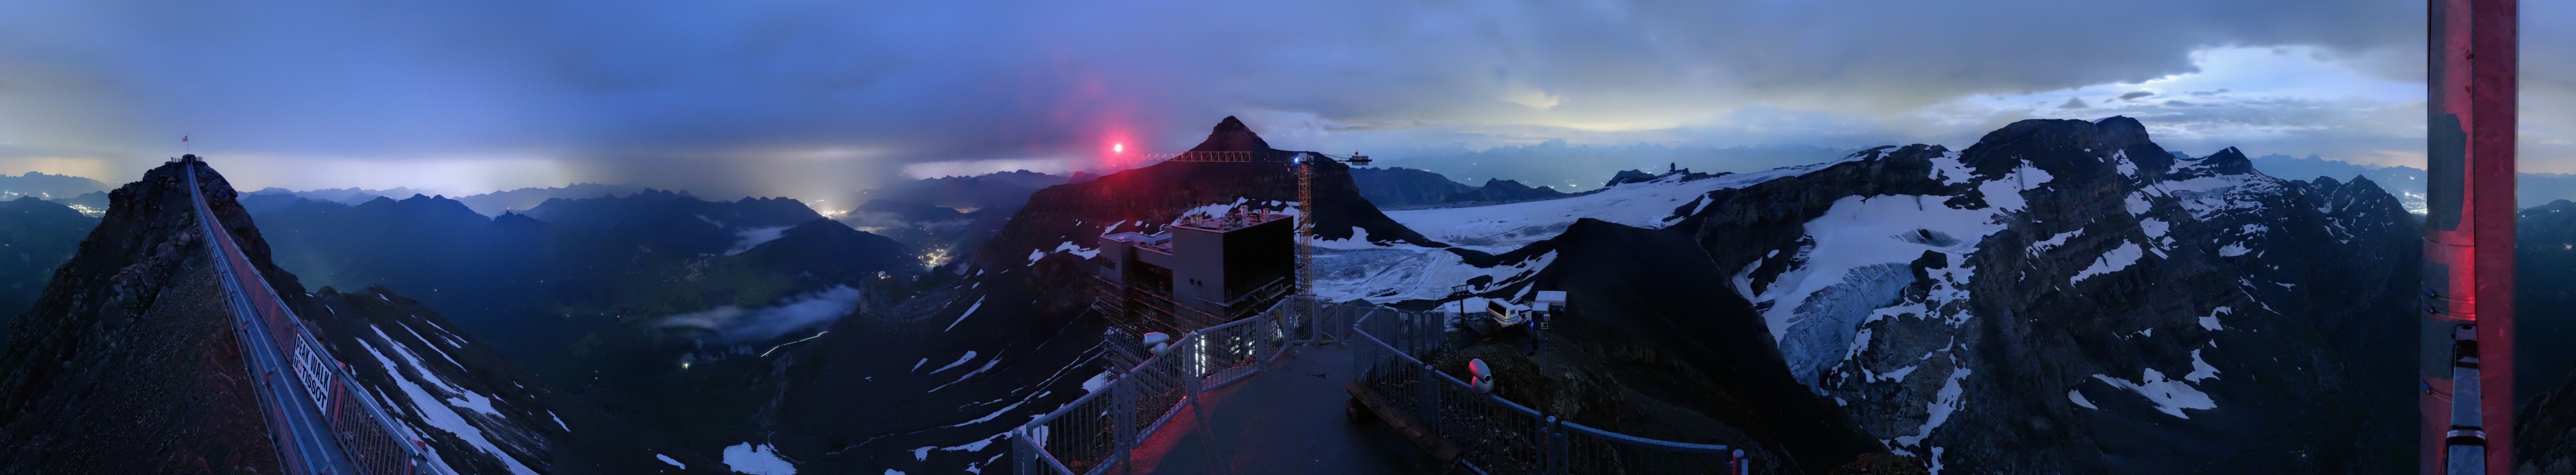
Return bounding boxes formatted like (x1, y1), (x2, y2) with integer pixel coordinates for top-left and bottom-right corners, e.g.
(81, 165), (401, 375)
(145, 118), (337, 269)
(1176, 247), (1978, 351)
(2422, 0), (2516, 473)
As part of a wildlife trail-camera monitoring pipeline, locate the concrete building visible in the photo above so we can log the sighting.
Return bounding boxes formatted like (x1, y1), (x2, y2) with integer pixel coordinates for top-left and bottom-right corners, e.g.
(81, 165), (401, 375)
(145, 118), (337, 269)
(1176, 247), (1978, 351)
(1093, 206), (1296, 335)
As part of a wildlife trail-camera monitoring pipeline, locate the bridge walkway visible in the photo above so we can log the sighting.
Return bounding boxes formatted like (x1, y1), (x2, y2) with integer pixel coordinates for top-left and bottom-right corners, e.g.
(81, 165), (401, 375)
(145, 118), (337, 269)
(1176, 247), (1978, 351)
(186, 161), (435, 475)
(187, 162), (363, 475)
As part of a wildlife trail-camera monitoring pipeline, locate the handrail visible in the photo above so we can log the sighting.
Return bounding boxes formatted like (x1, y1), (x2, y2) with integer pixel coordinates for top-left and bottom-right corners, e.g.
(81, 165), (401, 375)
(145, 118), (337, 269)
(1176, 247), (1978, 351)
(1348, 309), (1749, 475)
(187, 164), (445, 475)
(1015, 295), (1304, 475)
(1556, 419), (1734, 452)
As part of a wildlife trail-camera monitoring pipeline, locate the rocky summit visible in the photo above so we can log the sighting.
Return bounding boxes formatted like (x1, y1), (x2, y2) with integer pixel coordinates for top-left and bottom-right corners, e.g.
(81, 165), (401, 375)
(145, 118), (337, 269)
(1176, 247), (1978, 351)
(1298, 116), (2418, 473)
(0, 162), (719, 474)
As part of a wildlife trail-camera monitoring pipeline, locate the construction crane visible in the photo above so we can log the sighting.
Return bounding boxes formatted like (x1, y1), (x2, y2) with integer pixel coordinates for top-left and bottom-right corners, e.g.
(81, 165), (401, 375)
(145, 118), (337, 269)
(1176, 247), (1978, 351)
(1140, 150), (1371, 309)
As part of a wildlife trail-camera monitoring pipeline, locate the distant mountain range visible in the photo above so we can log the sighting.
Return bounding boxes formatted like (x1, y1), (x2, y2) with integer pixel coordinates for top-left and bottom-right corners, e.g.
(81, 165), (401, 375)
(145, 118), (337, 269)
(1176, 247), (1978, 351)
(848, 169), (1070, 212)
(1383, 141), (1866, 193)
(0, 163), (722, 473)
(2244, 153), (2576, 212)
(1347, 167), (1568, 207)
(242, 188), (920, 453)
(0, 197), (95, 347)
(247, 183), (651, 216)
(0, 172), (106, 202)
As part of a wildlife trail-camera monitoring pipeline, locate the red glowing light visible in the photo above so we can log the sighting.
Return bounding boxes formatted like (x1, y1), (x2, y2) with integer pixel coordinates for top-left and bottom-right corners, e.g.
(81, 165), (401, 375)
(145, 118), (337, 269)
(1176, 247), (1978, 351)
(1113, 143), (1125, 154)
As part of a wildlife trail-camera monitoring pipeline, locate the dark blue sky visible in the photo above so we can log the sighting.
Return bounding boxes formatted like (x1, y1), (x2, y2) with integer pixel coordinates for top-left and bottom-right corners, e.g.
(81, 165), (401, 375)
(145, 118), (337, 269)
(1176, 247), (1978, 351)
(1, 0), (2567, 201)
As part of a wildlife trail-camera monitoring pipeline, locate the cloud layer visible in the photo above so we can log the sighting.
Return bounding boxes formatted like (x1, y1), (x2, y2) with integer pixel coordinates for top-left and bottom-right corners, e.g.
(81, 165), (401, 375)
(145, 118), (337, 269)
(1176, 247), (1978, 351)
(659, 285), (864, 343)
(1, 0), (2567, 194)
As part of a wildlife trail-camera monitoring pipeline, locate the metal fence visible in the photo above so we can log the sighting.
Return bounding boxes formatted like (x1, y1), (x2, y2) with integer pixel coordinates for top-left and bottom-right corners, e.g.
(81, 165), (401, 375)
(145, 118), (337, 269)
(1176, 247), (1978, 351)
(1286, 296), (1379, 345)
(1348, 310), (1748, 475)
(1014, 297), (1301, 475)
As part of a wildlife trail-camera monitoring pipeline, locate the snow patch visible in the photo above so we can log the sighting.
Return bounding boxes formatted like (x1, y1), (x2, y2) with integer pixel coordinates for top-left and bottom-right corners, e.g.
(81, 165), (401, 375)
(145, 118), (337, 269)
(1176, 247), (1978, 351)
(2072, 242), (2143, 283)
(2093, 369), (2217, 418)
(657, 454), (686, 469)
(928, 357), (1003, 393)
(1874, 365), (1919, 383)
(722, 443), (797, 475)
(1049, 241), (1100, 259)
(944, 297), (988, 332)
(928, 351), (979, 374)
(1891, 367), (1971, 447)
(2184, 349), (2220, 382)
(1384, 166), (1825, 251)
(2032, 230), (2079, 254)
(2139, 218), (2170, 246)
(2069, 390), (2097, 410)
(356, 339), (540, 475)
(1171, 198), (1251, 225)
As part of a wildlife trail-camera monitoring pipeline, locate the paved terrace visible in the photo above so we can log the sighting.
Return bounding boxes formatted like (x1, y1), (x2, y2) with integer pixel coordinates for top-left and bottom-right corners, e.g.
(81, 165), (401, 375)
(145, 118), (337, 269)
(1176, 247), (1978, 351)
(1122, 344), (1436, 475)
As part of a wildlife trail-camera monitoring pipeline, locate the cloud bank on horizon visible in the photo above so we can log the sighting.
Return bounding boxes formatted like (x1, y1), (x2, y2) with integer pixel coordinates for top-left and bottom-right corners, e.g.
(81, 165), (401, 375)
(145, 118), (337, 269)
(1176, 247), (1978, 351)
(0, 0), (2567, 198)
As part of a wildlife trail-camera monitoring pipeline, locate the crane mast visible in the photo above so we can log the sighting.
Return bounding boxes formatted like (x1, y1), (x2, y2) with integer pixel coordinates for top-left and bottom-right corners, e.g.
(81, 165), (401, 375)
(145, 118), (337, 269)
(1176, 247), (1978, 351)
(1295, 162), (1314, 302)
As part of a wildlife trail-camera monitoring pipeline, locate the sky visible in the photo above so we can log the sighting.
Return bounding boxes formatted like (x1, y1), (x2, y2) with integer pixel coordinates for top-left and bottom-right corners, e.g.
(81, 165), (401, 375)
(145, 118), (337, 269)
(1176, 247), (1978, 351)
(1, 0), (2569, 200)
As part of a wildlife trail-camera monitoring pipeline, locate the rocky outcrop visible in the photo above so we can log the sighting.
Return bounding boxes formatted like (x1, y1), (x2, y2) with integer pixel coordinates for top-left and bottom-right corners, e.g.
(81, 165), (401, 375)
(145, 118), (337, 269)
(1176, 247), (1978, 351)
(1651, 117), (2416, 473)
(1526, 218), (1879, 473)
(0, 164), (240, 468)
(1357, 117), (2419, 473)
(0, 161), (723, 474)
(303, 285), (724, 474)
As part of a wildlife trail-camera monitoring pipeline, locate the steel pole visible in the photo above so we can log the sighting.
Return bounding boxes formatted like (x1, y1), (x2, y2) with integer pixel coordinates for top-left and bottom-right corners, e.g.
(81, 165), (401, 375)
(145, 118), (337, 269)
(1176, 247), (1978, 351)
(2423, 0), (2516, 473)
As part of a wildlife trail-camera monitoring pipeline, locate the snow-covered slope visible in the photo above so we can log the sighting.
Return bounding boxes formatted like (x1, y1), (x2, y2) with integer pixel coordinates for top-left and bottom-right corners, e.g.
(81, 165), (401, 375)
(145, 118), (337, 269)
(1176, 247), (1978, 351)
(307, 287), (728, 475)
(1310, 117), (2416, 473)
(1683, 119), (2414, 473)
(1315, 161), (1856, 306)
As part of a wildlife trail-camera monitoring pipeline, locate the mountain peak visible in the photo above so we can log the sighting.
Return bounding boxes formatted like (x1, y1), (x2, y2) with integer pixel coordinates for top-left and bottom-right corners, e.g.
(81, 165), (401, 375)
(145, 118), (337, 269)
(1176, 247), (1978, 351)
(2199, 146), (2257, 175)
(1188, 116), (1271, 152)
(1960, 116), (2174, 182)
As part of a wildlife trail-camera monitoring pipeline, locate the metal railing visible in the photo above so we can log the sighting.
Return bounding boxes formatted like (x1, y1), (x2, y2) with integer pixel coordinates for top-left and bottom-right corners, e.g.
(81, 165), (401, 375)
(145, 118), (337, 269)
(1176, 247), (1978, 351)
(188, 164), (445, 475)
(1013, 296), (1302, 475)
(1013, 295), (1729, 475)
(1348, 309), (1748, 475)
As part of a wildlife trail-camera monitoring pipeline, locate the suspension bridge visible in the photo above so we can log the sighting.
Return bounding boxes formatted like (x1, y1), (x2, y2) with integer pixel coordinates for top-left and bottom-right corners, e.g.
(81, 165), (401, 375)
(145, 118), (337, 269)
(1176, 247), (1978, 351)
(184, 158), (443, 475)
